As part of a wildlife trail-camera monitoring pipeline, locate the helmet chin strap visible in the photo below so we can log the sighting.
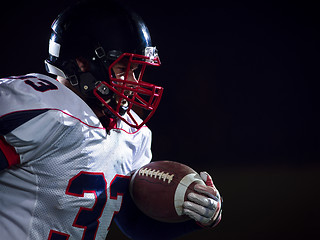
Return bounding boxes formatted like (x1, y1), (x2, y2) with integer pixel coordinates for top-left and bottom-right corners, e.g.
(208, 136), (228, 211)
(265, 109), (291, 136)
(103, 97), (127, 117)
(75, 73), (128, 120)
(77, 72), (99, 96)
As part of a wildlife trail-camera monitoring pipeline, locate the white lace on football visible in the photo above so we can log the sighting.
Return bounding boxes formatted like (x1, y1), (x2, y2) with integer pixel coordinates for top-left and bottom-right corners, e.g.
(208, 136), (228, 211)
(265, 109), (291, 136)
(138, 167), (174, 184)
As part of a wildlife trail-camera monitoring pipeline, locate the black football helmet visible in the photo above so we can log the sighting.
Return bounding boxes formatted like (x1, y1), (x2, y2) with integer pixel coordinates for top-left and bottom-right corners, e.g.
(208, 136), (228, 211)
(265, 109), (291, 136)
(45, 0), (163, 129)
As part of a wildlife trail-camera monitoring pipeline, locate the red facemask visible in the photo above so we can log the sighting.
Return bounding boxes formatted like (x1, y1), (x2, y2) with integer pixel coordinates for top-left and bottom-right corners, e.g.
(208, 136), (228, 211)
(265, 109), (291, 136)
(93, 51), (163, 129)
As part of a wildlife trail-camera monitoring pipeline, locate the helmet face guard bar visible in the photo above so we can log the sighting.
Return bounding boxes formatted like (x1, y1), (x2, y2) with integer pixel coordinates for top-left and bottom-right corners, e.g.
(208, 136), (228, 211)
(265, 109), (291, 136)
(93, 51), (163, 129)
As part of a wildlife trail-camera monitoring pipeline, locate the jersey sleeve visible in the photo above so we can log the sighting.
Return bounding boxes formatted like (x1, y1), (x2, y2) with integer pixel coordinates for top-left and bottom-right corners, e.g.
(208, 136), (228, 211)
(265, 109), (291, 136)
(0, 136), (20, 170)
(0, 75), (50, 170)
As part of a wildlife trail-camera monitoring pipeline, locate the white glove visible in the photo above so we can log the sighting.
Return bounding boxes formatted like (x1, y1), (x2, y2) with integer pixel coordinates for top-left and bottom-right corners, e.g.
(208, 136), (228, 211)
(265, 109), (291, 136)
(183, 171), (222, 227)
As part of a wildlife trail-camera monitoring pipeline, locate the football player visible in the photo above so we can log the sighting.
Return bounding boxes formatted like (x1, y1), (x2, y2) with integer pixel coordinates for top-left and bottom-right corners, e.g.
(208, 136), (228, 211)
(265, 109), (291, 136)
(0, 0), (222, 239)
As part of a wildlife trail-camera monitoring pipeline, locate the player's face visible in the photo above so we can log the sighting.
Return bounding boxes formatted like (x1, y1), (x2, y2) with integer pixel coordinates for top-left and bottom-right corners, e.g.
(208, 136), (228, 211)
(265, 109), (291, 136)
(111, 58), (139, 98)
(112, 60), (138, 80)
(91, 52), (163, 128)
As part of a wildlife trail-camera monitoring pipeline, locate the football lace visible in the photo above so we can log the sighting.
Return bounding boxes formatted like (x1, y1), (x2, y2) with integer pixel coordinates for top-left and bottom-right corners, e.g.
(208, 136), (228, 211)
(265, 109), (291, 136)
(138, 167), (174, 184)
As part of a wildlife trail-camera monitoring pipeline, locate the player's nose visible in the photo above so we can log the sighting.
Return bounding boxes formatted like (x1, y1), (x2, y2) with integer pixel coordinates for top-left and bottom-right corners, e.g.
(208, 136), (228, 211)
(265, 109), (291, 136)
(126, 70), (138, 86)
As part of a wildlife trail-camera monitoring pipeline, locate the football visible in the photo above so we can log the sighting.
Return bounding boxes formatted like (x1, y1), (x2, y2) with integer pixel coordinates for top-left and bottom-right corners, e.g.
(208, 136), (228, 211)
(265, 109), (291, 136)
(129, 161), (205, 223)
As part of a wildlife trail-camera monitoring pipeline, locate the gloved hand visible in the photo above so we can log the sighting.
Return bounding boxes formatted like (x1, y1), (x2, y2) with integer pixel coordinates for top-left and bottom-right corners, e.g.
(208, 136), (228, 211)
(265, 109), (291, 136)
(183, 172), (222, 227)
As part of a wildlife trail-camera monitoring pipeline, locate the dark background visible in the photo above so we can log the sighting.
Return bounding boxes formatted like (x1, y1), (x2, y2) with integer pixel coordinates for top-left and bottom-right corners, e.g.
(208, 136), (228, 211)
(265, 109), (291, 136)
(1, 0), (319, 239)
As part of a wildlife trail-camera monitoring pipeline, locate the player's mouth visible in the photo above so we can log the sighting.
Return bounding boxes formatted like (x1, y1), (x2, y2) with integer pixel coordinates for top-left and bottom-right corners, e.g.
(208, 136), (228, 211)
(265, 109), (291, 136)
(112, 89), (134, 108)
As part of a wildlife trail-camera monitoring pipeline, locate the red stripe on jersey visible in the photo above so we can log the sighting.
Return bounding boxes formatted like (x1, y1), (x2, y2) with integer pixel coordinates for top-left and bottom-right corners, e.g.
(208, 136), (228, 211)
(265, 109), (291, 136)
(0, 136), (20, 167)
(54, 109), (105, 130)
(112, 126), (148, 134)
(48, 229), (70, 240)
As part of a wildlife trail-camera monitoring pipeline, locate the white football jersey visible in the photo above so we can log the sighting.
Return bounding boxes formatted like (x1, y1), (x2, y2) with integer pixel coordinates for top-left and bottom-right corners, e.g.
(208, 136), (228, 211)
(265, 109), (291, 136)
(0, 74), (152, 239)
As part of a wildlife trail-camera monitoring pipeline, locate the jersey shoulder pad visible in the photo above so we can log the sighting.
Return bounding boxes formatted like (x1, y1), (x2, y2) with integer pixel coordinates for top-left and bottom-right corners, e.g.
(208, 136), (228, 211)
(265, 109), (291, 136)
(0, 73), (102, 134)
(0, 73), (59, 116)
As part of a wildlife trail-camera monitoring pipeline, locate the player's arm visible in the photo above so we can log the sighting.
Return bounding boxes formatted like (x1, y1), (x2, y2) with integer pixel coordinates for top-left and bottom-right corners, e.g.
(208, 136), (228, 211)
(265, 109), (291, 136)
(0, 76), (53, 170)
(0, 109), (48, 171)
(114, 187), (203, 240)
(114, 171), (222, 239)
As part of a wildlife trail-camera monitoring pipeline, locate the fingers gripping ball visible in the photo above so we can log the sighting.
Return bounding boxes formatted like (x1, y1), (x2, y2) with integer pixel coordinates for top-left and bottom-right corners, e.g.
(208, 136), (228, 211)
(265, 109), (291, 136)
(183, 172), (222, 227)
(129, 161), (206, 223)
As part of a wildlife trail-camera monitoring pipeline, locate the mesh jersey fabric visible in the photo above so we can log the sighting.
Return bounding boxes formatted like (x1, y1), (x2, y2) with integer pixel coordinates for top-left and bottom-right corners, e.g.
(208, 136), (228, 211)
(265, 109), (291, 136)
(0, 74), (152, 239)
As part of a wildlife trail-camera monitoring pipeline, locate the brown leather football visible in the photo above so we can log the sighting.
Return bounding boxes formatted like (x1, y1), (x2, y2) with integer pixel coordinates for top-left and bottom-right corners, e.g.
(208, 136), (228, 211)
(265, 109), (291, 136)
(129, 161), (205, 223)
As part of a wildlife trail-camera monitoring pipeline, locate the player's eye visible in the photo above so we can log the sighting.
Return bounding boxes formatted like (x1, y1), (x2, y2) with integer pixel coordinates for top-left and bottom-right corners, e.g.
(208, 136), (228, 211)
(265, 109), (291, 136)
(115, 67), (127, 76)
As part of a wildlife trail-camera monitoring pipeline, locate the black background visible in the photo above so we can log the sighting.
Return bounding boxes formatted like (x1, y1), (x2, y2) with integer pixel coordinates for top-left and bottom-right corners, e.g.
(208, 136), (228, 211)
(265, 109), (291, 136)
(1, 0), (319, 239)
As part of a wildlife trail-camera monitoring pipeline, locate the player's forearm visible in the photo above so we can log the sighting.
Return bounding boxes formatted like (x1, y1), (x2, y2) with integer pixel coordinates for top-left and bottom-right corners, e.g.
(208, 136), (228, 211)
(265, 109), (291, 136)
(114, 189), (202, 240)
